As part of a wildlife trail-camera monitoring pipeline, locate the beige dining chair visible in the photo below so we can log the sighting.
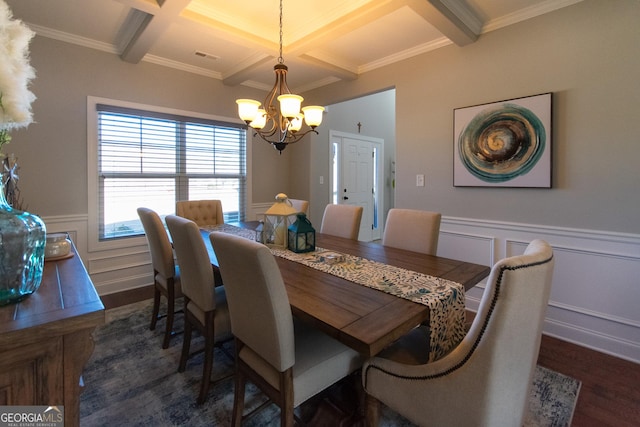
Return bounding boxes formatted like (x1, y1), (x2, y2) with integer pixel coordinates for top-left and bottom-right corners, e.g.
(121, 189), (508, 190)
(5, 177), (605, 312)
(209, 232), (363, 427)
(362, 239), (555, 427)
(165, 215), (232, 405)
(320, 204), (363, 240)
(175, 199), (224, 227)
(137, 207), (182, 349)
(288, 199), (309, 215)
(382, 208), (442, 255)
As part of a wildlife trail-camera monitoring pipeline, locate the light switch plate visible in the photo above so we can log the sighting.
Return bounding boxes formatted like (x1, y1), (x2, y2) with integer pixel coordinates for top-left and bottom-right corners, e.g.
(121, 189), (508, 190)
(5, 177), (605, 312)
(416, 174), (425, 187)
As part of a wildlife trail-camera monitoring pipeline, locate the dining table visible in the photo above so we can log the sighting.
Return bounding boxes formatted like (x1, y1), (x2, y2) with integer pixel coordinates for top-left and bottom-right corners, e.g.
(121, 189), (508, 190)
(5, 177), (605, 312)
(200, 223), (490, 359)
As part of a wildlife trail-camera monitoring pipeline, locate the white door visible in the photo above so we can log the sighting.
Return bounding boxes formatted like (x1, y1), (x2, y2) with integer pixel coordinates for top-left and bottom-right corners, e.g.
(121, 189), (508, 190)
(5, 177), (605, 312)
(330, 131), (383, 241)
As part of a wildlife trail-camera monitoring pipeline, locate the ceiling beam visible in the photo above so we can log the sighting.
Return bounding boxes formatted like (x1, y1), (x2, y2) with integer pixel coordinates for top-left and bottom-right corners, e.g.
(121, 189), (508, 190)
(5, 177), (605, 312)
(119, 0), (192, 63)
(222, 53), (274, 86)
(285, 0), (404, 57)
(281, 0), (476, 80)
(277, 0), (403, 80)
(408, 0), (480, 46)
(218, 2), (401, 86)
(298, 54), (358, 81)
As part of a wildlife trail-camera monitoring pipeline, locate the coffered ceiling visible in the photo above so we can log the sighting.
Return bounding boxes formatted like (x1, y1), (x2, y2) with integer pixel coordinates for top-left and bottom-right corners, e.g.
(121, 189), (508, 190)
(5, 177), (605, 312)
(6, 0), (582, 92)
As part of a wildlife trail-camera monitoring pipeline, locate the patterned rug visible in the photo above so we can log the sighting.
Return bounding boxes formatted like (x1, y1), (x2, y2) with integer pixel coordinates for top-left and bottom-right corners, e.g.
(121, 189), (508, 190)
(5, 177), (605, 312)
(80, 300), (581, 426)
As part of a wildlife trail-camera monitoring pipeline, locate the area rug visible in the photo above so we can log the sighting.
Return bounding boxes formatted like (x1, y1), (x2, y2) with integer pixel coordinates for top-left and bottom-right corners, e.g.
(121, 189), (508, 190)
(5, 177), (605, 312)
(80, 300), (580, 426)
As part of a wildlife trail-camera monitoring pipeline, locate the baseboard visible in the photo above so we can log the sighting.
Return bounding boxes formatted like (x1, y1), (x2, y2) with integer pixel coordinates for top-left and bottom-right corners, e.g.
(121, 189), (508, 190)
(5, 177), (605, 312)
(100, 285), (154, 310)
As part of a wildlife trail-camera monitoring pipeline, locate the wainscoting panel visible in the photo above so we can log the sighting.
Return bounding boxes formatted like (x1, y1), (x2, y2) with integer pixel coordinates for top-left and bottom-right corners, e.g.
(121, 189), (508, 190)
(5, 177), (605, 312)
(437, 231), (496, 267)
(41, 213), (640, 363)
(41, 214), (154, 296)
(550, 244), (639, 322)
(41, 214), (88, 262)
(248, 202), (273, 221)
(87, 247), (152, 295)
(440, 217), (640, 363)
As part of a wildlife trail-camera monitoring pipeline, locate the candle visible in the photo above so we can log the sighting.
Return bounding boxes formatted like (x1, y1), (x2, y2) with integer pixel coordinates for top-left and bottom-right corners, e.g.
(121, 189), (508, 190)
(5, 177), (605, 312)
(274, 224), (285, 246)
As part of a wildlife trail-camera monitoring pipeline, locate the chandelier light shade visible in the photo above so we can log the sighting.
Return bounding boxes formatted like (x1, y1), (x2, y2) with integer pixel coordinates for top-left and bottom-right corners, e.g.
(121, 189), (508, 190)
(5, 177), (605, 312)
(236, 99), (261, 123)
(235, 0), (324, 153)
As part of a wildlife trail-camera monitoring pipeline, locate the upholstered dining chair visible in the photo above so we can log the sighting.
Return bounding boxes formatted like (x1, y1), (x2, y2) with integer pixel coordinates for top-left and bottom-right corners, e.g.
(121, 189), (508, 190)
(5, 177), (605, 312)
(288, 199), (309, 215)
(175, 199), (224, 227)
(137, 207), (182, 349)
(362, 239), (555, 427)
(209, 232), (363, 427)
(165, 215), (232, 405)
(320, 204), (363, 240)
(382, 208), (442, 255)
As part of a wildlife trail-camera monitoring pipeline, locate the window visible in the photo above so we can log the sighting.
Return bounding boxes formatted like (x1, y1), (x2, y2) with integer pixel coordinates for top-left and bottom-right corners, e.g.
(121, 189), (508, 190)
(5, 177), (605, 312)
(91, 100), (246, 243)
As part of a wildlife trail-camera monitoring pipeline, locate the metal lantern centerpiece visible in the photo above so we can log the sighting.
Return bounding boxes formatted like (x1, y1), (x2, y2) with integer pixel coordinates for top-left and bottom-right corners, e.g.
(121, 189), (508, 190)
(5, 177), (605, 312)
(288, 213), (315, 253)
(259, 193), (298, 249)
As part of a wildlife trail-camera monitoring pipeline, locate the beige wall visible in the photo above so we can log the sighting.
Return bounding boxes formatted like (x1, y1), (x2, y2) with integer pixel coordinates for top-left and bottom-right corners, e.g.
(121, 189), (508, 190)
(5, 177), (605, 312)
(9, 36), (288, 217)
(303, 0), (640, 234)
(13, 0), (638, 233)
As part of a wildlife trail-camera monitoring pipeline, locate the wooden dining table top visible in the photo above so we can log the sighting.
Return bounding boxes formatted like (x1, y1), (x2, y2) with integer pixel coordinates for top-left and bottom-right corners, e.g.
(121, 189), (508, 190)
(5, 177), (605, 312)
(200, 227), (490, 357)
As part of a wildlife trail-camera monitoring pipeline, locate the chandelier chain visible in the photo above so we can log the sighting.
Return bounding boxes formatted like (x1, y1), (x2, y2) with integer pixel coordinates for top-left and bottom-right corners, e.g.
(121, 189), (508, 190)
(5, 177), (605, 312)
(235, 0), (323, 153)
(278, 0), (284, 64)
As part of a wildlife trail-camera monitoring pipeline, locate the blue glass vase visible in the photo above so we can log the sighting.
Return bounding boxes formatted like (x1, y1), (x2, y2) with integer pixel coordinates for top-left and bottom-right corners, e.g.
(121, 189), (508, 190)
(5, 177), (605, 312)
(0, 180), (46, 306)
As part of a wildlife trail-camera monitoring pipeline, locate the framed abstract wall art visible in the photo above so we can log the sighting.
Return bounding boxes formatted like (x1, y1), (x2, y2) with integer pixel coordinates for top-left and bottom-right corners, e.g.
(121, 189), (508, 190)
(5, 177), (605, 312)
(453, 93), (552, 188)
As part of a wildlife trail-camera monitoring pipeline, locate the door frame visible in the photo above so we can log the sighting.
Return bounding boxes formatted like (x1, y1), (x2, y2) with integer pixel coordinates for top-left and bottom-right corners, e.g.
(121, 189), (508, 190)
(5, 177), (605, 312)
(329, 130), (384, 241)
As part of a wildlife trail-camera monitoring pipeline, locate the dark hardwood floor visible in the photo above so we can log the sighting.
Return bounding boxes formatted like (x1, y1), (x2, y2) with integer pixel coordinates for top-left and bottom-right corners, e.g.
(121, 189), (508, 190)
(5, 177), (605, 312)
(100, 286), (640, 426)
(536, 335), (640, 426)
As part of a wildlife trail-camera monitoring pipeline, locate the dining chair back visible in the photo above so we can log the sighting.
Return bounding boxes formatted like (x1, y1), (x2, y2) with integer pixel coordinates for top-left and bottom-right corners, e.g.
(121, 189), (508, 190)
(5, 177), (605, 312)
(137, 207), (182, 349)
(382, 208), (442, 255)
(165, 215), (232, 404)
(288, 199), (309, 215)
(210, 231), (362, 426)
(362, 239), (555, 427)
(320, 204), (363, 240)
(175, 199), (224, 227)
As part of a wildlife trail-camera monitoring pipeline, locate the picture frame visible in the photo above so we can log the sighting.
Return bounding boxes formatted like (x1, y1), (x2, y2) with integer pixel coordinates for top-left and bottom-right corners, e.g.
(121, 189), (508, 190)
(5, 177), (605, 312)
(453, 93), (552, 188)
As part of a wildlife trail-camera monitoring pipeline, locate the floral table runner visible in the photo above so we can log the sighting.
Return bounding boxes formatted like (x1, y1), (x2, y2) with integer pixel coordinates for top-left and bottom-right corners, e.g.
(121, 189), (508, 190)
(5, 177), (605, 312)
(204, 223), (257, 240)
(205, 224), (465, 361)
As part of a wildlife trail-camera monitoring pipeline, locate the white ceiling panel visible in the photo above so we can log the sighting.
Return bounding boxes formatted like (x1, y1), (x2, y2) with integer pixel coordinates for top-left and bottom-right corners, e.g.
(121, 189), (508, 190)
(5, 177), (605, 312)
(316, 6), (445, 67)
(5, 0), (584, 91)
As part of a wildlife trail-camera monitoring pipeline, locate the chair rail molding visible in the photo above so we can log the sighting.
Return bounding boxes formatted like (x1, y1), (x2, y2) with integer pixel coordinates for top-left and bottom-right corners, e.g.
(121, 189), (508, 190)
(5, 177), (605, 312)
(41, 213), (640, 363)
(438, 216), (640, 364)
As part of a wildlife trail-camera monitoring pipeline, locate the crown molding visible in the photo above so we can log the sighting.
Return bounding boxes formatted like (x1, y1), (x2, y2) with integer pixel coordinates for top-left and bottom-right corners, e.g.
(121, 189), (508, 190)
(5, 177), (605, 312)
(359, 37), (451, 74)
(30, 23), (118, 55)
(482, 0), (583, 33)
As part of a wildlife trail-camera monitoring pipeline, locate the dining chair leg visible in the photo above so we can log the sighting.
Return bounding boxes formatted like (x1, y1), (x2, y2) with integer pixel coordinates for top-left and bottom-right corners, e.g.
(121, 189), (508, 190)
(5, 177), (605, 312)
(149, 281), (161, 331)
(231, 370), (246, 426)
(197, 311), (215, 404)
(178, 305), (192, 373)
(162, 280), (176, 349)
(231, 339), (247, 427)
(365, 393), (381, 427)
(280, 369), (295, 427)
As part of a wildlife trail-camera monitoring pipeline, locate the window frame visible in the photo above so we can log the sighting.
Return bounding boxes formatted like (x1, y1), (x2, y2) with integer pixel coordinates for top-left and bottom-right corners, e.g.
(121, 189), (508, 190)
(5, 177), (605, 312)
(87, 96), (250, 252)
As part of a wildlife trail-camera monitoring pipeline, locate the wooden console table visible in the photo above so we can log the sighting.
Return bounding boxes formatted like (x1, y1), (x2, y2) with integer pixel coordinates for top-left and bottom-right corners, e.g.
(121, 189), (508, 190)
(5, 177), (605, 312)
(0, 243), (104, 426)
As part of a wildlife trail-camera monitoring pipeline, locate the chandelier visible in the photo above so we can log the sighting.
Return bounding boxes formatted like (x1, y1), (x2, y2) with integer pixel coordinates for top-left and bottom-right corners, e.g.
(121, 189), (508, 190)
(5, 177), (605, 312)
(235, 0), (324, 153)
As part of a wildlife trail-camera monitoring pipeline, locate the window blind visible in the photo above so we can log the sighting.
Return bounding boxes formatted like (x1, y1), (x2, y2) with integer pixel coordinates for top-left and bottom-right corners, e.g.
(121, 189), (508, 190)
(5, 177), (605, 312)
(96, 104), (246, 240)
